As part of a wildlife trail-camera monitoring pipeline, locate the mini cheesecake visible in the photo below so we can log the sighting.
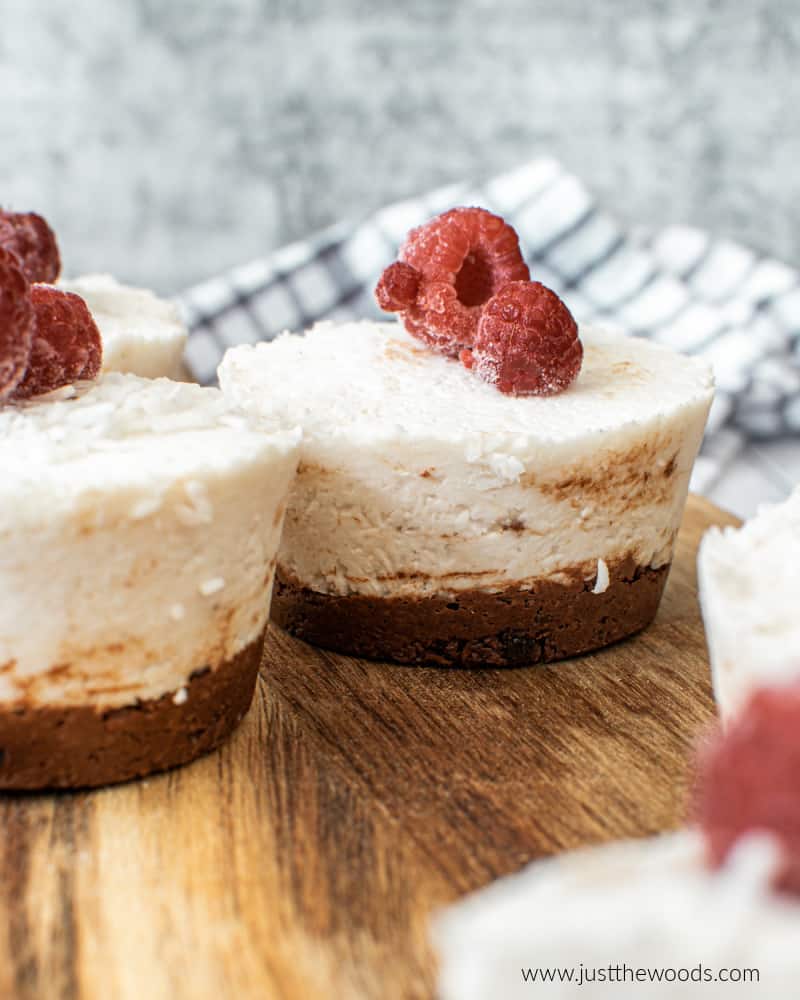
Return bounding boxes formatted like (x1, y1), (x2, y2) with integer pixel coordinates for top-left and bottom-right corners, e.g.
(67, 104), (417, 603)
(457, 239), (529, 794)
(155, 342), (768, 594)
(436, 831), (794, 998)
(699, 487), (800, 720)
(0, 374), (300, 788)
(59, 274), (188, 379)
(219, 320), (713, 667)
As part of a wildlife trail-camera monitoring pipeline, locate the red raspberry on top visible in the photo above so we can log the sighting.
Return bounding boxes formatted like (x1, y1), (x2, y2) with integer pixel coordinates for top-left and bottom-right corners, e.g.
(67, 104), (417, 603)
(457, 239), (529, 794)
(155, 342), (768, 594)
(462, 281), (582, 396)
(375, 261), (420, 312)
(375, 206), (530, 356)
(12, 286), (103, 400)
(0, 210), (61, 284)
(693, 681), (800, 896)
(0, 247), (35, 402)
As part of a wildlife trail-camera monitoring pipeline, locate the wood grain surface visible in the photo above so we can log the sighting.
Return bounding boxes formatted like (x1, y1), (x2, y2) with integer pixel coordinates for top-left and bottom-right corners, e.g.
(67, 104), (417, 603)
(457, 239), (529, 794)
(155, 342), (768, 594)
(0, 495), (739, 1000)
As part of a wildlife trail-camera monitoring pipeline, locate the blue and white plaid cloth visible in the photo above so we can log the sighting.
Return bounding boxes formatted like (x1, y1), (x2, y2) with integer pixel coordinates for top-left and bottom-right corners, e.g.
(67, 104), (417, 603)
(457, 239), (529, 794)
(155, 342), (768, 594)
(179, 158), (800, 519)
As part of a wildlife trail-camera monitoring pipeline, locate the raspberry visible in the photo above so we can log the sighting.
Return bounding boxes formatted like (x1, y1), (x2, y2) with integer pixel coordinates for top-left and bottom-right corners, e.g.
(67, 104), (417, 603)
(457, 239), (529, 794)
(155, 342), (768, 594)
(693, 682), (800, 896)
(0, 211), (61, 284)
(12, 286), (102, 400)
(375, 261), (420, 311)
(0, 247), (34, 402)
(375, 207), (529, 356)
(466, 281), (582, 396)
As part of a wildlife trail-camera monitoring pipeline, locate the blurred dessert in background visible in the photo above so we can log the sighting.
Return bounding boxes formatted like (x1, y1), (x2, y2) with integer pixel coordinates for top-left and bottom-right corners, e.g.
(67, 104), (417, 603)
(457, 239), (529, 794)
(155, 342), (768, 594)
(699, 486), (800, 719)
(436, 670), (800, 998)
(0, 207), (188, 381)
(60, 273), (188, 380)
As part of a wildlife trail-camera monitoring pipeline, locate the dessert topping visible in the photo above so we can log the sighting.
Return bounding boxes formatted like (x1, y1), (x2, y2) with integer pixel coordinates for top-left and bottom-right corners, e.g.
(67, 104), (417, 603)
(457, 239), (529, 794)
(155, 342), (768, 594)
(694, 682), (800, 896)
(375, 207), (583, 395)
(0, 210), (102, 403)
(0, 210), (61, 284)
(0, 247), (35, 402)
(12, 286), (102, 400)
(376, 207), (530, 356)
(461, 281), (583, 396)
(375, 261), (420, 312)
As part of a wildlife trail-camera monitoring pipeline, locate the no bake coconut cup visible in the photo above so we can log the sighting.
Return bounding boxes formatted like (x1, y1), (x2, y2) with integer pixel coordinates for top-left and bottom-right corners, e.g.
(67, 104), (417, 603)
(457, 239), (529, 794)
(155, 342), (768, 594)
(437, 831), (798, 999)
(698, 486), (800, 720)
(439, 663), (800, 997)
(219, 319), (713, 667)
(0, 210), (188, 381)
(59, 274), (189, 380)
(0, 374), (300, 788)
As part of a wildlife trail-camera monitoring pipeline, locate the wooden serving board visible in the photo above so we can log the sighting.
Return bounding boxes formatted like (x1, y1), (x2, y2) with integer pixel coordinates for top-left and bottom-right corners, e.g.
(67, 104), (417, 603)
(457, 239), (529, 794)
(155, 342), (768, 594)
(0, 496), (739, 1000)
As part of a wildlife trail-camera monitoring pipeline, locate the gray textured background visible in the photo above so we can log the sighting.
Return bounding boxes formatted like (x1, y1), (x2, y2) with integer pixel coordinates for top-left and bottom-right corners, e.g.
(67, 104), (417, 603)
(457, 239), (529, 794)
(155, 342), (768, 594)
(2, 0), (798, 294)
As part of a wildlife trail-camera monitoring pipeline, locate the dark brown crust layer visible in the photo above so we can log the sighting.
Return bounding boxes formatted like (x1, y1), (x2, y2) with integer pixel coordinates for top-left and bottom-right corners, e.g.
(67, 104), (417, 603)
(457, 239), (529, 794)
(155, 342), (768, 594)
(272, 560), (670, 667)
(0, 629), (266, 791)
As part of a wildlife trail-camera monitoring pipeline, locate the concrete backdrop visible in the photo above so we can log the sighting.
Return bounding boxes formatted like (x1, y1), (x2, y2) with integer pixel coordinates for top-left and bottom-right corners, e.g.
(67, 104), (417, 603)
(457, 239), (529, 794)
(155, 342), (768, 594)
(2, 0), (798, 293)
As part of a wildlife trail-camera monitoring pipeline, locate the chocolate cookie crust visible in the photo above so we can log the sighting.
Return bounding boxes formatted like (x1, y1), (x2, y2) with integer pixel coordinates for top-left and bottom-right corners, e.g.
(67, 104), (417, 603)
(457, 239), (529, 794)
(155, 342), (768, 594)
(272, 560), (670, 667)
(0, 629), (266, 791)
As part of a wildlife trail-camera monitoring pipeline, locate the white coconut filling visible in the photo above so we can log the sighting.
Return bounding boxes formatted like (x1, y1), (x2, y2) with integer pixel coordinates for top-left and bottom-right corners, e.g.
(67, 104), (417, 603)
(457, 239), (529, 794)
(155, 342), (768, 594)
(220, 321), (713, 598)
(0, 374), (300, 708)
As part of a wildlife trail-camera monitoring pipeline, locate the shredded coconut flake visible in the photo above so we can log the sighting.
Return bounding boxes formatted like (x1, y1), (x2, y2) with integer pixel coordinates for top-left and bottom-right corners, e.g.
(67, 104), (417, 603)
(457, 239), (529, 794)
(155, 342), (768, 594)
(454, 509), (470, 530)
(592, 558), (610, 594)
(199, 577), (225, 596)
(176, 479), (214, 525)
(489, 453), (525, 483)
(130, 495), (163, 520)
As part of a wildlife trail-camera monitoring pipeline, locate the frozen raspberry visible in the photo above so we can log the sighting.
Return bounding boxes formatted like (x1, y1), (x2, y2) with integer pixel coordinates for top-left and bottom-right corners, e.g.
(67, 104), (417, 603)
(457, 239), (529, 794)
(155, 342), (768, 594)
(0, 247), (34, 402)
(0, 210), (61, 284)
(375, 207), (529, 356)
(467, 281), (582, 396)
(12, 286), (102, 400)
(694, 682), (800, 896)
(375, 261), (420, 311)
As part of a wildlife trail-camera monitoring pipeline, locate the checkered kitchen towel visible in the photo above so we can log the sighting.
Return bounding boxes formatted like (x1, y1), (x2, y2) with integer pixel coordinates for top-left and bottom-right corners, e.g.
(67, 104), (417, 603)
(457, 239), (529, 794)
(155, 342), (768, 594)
(179, 158), (800, 519)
